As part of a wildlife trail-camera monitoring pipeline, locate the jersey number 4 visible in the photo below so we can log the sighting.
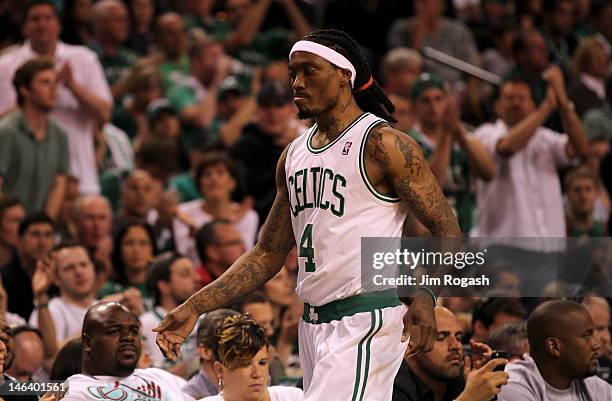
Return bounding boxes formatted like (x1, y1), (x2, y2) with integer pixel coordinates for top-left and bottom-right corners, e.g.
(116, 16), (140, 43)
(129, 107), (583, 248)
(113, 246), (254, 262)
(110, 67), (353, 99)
(299, 224), (316, 272)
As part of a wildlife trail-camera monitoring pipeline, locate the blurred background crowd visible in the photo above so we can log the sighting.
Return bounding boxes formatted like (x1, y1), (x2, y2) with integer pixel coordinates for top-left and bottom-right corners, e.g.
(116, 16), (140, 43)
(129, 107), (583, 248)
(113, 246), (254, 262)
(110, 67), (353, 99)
(0, 0), (610, 399)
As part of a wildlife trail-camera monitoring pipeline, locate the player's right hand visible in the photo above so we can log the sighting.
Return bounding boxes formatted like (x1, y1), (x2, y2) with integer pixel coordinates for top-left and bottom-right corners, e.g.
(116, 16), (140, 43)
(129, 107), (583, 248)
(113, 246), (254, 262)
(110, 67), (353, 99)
(456, 358), (509, 401)
(403, 293), (436, 357)
(153, 300), (199, 361)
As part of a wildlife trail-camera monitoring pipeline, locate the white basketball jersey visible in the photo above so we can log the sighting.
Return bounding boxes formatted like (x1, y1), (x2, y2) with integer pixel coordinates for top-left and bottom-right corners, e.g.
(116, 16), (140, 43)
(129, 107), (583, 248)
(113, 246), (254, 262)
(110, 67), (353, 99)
(285, 112), (408, 306)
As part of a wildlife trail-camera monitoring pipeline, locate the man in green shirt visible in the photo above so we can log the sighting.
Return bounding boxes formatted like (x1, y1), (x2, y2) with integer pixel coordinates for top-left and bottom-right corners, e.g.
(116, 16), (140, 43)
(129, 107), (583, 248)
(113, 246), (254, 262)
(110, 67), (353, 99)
(408, 74), (495, 233)
(89, 0), (138, 101)
(0, 58), (69, 220)
(166, 39), (233, 151)
(221, 0), (311, 66)
(156, 13), (191, 92)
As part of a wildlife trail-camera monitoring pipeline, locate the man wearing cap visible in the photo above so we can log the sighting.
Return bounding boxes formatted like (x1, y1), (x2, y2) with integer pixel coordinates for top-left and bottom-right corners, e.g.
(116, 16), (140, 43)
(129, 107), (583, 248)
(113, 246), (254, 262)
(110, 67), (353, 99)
(156, 29), (459, 401)
(408, 73), (495, 233)
(209, 76), (257, 147)
(231, 80), (305, 223)
(146, 99), (181, 143)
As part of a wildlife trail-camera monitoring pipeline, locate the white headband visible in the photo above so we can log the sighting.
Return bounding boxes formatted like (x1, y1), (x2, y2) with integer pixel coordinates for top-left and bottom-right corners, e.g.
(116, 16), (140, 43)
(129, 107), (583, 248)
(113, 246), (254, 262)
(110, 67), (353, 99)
(289, 40), (357, 87)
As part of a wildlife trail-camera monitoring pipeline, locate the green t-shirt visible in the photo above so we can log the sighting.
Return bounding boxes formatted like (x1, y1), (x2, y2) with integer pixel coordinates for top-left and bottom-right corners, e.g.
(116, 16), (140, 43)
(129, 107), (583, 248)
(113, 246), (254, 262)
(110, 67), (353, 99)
(183, 14), (232, 41)
(169, 172), (202, 203)
(160, 56), (191, 92)
(112, 103), (138, 140)
(89, 43), (138, 87)
(569, 221), (607, 238)
(98, 281), (154, 311)
(0, 111), (70, 212)
(166, 76), (224, 151)
(99, 169), (124, 211)
(408, 128), (475, 233)
(216, 28), (292, 66)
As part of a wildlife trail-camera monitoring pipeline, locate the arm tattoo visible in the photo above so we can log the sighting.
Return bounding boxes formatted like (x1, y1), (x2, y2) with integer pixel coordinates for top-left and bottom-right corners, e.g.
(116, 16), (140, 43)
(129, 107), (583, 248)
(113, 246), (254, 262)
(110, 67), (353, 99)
(190, 148), (295, 314)
(366, 128), (392, 168)
(392, 133), (460, 239)
(366, 125), (460, 239)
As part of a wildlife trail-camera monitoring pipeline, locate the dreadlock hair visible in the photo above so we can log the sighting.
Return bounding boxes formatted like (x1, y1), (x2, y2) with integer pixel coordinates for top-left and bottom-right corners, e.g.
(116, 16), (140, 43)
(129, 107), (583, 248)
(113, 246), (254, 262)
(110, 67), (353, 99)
(300, 29), (396, 123)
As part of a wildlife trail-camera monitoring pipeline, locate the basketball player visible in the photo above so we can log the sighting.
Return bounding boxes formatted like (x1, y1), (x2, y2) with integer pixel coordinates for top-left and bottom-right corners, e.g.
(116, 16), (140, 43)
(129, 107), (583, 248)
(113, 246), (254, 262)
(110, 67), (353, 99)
(155, 29), (461, 401)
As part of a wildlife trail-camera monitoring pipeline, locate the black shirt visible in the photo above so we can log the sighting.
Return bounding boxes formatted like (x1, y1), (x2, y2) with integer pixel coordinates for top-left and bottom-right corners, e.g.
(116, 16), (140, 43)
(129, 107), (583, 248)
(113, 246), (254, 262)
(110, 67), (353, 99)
(1, 257), (34, 321)
(392, 360), (464, 401)
(231, 123), (285, 224)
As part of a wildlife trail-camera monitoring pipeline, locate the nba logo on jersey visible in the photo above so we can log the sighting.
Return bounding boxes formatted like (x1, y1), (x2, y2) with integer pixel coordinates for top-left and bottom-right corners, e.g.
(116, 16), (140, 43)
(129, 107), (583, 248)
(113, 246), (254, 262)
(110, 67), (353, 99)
(342, 141), (352, 155)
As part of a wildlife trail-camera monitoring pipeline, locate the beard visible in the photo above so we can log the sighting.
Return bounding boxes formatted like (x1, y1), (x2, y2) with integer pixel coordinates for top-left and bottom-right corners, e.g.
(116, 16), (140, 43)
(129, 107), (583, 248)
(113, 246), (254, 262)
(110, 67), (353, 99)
(297, 106), (315, 120)
(417, 353), (464, 382)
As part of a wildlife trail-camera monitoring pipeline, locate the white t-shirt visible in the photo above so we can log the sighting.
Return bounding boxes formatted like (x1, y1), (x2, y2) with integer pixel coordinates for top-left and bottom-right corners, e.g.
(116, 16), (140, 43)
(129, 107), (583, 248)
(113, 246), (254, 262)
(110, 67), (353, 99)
(199, 386), (303, 401)
(472, 119), (574, 250)
(29, 297), (98, 344)
(140, 306), (197, 367)
(173, 200), (259, 265)
(0, 41), (112, 194)
(498, 354), (612, 401)
(62, 368), (193, 401)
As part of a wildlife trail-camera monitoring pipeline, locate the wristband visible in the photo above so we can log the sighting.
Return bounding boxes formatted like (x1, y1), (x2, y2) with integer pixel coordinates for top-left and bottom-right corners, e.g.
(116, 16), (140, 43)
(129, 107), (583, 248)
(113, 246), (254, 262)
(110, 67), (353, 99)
(418, 287), (437, 305)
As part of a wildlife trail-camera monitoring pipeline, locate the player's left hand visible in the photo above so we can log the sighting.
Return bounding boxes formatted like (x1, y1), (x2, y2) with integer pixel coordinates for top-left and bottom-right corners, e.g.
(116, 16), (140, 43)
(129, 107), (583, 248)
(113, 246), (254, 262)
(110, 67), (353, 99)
(153, 299), (199, 361)
(402, 293), (436, 358)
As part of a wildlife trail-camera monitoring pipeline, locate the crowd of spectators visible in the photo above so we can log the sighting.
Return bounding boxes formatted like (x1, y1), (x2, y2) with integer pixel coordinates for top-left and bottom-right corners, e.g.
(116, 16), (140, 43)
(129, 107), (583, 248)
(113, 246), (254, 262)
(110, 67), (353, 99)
(0, 0), (611, 400)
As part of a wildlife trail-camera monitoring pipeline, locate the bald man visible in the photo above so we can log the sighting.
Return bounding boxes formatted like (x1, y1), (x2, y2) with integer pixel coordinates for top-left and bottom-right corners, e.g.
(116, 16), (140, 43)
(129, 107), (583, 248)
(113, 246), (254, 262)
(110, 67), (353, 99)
(76, 195), (113, 252)
(0, 319), (38, 401)
(117, 169), (157, 221)
(498, 300), (612, 401)
(393, 307), (509, 401)
(155, 13), (189, 91)
(61, 302), (195, 401)
(90, 0), (136, 99)
(6, 327), (44, 382)
(75, 195), (113, 284)
(582, 297), (612, 365)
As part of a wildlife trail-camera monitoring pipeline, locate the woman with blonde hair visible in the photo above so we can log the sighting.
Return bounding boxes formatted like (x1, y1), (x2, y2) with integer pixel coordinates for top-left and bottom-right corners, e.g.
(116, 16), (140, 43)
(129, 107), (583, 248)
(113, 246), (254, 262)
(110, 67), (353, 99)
(199, 314), (303, 401)
(568, 37), (610, 117)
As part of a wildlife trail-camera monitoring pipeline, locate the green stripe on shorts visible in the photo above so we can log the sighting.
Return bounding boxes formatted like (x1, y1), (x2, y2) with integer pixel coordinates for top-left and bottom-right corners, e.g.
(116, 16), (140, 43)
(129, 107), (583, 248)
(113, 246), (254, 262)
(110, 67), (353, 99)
(351, 310), (382, 401)
(359, 309), (384, 401)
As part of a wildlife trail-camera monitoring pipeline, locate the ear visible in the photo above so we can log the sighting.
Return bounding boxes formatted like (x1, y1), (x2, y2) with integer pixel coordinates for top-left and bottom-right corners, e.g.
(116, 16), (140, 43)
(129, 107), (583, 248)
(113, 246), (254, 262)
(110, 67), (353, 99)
(213, 360), (225, 379)
(82, 333), (92, 352)
(17, 86), (30, 102)
(546, 337), (562, 357)
(338, 68), (352, 89)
